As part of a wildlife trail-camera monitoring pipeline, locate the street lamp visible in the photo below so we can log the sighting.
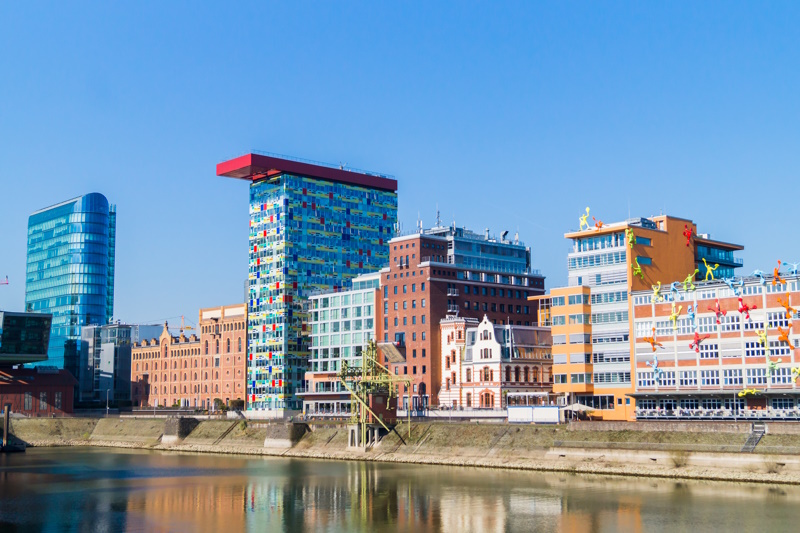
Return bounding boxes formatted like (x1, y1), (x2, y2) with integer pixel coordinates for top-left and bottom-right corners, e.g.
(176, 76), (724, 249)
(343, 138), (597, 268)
(106, 389), (110, 417)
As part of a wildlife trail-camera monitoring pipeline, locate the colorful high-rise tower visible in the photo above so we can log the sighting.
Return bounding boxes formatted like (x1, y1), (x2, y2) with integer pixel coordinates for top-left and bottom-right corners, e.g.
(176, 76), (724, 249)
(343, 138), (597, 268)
(25, 193), (116, 372)
(217, 153), (397, 417)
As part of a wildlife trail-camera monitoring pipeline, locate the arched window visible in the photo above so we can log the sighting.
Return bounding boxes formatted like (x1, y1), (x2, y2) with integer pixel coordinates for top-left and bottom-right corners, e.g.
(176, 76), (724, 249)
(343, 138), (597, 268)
(204, 372), (208, 380)
(204, 341), (208, 355)
(193, 373), (197, 380)
(226, 339), (231, 353)
(505, 367), (511, 382)
(483, 367), (491, 382)
(173, 386), (176, 394)
(163, 374), (167, 381)
(215, 340), (219, 354)
(238, 338), (242, 352)
(183, 361), (187, 369)
(136, 363), (139, 371)
(215, 385), (219, 393)
(145, 363), (149, 371)
(204, 385), (208, 393)
(528, 367), (534, 382)
(154, 362), (158, 370)
(183, 386), (187, 393)
(466, 369), (472, 382)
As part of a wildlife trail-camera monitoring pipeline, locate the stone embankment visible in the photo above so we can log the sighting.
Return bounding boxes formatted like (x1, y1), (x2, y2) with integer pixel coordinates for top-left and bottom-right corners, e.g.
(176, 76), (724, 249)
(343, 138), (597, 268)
(9, 417), (800, 485)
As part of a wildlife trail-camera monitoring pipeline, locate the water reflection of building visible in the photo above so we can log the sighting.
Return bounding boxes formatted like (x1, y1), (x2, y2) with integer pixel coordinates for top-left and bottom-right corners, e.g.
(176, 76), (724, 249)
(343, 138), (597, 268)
(125, 478), (247, 532)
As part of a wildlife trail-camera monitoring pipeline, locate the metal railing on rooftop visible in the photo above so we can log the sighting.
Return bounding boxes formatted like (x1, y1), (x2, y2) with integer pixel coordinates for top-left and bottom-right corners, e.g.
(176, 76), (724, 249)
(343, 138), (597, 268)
(250, 150), (395, 179)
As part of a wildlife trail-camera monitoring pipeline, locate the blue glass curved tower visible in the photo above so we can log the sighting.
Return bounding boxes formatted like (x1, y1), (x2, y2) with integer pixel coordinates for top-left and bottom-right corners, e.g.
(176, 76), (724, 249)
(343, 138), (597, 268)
(25, 193), (116, 372)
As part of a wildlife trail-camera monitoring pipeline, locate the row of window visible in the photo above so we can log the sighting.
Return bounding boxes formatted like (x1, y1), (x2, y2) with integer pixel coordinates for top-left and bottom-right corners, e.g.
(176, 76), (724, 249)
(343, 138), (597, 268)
(20, 391), (63, 411)
(637, 367), (796, 387)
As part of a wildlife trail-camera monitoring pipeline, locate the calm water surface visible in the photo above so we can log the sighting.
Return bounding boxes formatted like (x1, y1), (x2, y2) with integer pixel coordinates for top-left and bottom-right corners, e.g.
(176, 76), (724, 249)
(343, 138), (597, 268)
(0, 448), (799, 532)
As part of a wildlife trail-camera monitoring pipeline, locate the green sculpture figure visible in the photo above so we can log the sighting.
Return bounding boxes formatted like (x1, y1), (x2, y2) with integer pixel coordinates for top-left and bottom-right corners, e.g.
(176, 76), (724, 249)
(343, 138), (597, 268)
(682, 269), (699, 291)
(702, 258), (719, 281)
(632, 258), (644, 280)
(626, 228), (636, 249)
(766, 351), (781, 376)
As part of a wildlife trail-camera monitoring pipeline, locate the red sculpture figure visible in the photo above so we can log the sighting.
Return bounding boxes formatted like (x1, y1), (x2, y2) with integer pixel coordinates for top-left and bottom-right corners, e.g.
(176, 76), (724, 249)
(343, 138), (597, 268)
(707, 299), (726, 325)
(773, 260), (787, 286)
(778, 325), (792, 345)
(642, 328), (664, 352)
(777, 297), (796, 320)
(683, 224), (693, 247)
(689, 331), (711, 353)
(737, 297), (757, 320)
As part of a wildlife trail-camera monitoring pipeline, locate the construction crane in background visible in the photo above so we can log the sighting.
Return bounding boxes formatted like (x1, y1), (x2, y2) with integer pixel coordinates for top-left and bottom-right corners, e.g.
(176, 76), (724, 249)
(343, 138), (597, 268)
(0, 276), (8, 286)
(180, 315), (194, 334)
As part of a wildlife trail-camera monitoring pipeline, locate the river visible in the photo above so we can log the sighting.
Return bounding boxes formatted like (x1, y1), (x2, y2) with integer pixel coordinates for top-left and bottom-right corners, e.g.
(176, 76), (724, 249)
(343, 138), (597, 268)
(0, 448), (798, 532)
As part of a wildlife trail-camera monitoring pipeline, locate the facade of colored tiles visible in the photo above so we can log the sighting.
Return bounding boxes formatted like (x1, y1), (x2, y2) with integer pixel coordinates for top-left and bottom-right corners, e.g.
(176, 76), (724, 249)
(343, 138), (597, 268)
(246, 172), (397, 414)
(25, 193), (116, 371)
(534, 215), (742, 421)
(631, 272), (800, 418)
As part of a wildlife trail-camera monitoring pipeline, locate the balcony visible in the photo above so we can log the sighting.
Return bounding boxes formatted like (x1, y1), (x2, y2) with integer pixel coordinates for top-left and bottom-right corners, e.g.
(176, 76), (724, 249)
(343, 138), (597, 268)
(447, 304), (459, 313)
(447, 288), (459, 296)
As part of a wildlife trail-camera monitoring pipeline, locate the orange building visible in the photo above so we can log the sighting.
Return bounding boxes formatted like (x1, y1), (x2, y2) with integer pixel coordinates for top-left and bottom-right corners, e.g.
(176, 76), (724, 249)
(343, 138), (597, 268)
(131, 304), (246, 409)
(532, 215), (742, 420)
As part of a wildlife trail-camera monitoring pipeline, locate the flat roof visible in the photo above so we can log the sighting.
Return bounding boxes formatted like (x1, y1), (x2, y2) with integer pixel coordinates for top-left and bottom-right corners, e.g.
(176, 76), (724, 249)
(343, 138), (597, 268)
(217, 152), (397, 192)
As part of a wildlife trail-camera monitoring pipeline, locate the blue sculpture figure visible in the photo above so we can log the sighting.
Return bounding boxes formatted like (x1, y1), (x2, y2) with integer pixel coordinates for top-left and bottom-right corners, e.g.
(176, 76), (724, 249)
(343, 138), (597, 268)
(687, 305), (696, 329)
(647, 353), (663, 383)
(782, 261), (800, 276)
(752, 270), (767, 285)
(669, 281), (682, 301)
(722, 277), (743, 296)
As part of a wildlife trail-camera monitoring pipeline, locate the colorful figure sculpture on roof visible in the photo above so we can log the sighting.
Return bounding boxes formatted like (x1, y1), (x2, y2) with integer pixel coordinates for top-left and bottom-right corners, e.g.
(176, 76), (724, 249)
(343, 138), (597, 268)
(723, 277), (743, 296)
(579, 207), (591, 231)
(773, 260), (787, 286)
(702, 258), (719, 281)
(792, 367), (800, 383)
(647, 352), (664, 383)
(683, 224), (693, 247)
(632, 258), (644, 280)
(777, 325), (792, 345)
(683, 269), (699, 292)
(643, 328), (664, 352)
(777, 297), (796, 320)
(669, 302), (683, 330)
(592, 217), (604, 230)
(708, 299), (726, 325)
(669, 281), (683, 301)
(737, 297), (757, 320)
(738, 388), (761, 398)
(652, 281), (664, 303)
(752, 270), (767, 285)
(687, 305), (697, 328)
(689, 331), (711, 353)
(783, 261), (800, 276)
(626, 228), (637, 249)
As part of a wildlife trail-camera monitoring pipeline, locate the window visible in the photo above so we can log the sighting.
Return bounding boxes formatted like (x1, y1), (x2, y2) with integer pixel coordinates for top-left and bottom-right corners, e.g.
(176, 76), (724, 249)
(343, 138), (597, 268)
(24, 392), (32, 411)
(226, 339), (231, 353)
(39, 392), (47, 411)
(723, 369), (742, 386)
(679, 371), (697, 386)
(771, 367), (793, 385)
(700, 370), (719, 386)
(55, 391), (62, 410)
(746, 368), (767, 385)
(422, 299), (426, 308)
(421, 282), (425, 291)
(554, 374), (567, 384)
(637, 256), (652, 265)
(699, 343), (718, 359)
(773, 398), (794, 410)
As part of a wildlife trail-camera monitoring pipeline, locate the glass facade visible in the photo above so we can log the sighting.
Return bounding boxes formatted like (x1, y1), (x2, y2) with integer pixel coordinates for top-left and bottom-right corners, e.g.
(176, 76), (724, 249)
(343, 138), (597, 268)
(25, 193), (116, 370)
(248, 174), (397, 412)
(0, 311), (52, 364)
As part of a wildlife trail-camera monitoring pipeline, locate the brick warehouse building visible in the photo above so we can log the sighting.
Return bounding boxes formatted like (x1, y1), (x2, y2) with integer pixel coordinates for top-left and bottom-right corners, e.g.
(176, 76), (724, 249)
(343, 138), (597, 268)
(377, 225), (545, 410)
(131, 304), (246, 408)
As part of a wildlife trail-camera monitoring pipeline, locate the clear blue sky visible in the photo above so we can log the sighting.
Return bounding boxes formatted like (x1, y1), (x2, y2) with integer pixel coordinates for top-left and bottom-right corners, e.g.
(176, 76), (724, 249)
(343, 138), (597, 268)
(2, 2), (799, 325)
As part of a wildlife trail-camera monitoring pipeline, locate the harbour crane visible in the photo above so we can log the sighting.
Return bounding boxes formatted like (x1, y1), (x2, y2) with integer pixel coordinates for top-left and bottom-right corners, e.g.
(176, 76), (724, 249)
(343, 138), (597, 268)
(0, 276), (8, 286)
(180, 315), (194, 334)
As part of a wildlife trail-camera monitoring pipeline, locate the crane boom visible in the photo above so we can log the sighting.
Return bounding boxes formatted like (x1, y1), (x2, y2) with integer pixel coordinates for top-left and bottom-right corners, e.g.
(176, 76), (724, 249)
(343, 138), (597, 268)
(0, 276), (8, 286)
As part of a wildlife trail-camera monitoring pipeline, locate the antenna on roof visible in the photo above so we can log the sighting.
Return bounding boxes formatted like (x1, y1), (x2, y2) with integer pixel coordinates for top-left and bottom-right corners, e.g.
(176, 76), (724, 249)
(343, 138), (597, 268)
(436, 205), (441, 227)
(515, 228), (519, 245)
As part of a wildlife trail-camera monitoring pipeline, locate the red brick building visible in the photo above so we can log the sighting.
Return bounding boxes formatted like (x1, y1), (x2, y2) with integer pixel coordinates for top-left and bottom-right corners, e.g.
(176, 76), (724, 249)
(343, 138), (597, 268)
(131, 304), (246, 409)
(377, 226), (545, 409)
(0, 368), (76, 416)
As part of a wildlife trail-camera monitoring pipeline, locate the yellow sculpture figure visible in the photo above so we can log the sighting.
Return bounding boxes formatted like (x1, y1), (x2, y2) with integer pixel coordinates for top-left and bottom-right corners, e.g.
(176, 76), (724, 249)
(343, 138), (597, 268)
(625, 228), (636, 249)
(756, 329), (768, 347)
(669, 302), (683, 330)
(682, 269), (699, 291)
(738, 388), (761, 398)
(792, 367), (800, 383)
(579, 207), (591, 231)
(702, 258), (719, 281)
(652, 281), (663, 303)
